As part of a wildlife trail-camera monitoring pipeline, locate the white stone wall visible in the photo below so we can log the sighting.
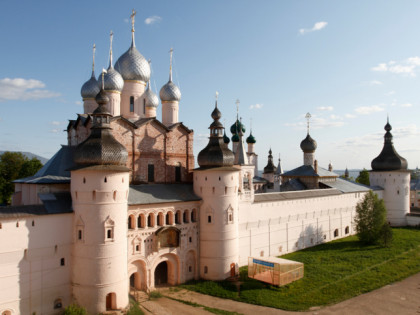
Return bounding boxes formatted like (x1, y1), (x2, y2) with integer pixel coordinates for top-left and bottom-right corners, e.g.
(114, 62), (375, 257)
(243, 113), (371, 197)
(194, 169), (240, 280)
(370, 171), (410, 226)
(237, 190), (366, 266)
(71, 169), (129, 314)
(162, 101), (179, 126)
(0, 213), (72, 315)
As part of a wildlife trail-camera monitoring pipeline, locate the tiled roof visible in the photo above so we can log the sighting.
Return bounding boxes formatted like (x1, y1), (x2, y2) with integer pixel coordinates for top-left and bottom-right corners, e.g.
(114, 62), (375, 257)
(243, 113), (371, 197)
(128, 184), (201, 205)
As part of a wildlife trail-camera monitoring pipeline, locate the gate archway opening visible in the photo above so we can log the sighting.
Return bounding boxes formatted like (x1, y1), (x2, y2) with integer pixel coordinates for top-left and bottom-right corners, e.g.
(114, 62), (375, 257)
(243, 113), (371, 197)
(154, 261), (168, 286)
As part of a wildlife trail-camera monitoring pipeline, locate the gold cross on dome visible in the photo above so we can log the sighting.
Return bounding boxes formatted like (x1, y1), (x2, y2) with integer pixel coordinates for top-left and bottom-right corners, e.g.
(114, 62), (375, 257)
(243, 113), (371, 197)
(130, 9), (136, 31)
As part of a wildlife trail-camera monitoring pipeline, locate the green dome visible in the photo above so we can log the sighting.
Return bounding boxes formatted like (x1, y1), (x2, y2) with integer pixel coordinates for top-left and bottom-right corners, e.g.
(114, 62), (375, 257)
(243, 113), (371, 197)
(246, 132), (256, 144)
(223, 130), (230, 144)
(231, 133), (239, 142)
(230, 119), (246, 135)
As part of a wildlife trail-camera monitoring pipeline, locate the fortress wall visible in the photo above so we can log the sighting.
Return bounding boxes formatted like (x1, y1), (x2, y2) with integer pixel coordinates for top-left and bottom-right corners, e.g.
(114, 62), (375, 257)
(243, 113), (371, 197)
(238, 191), (366, 266)
(0, 213), (72, 315)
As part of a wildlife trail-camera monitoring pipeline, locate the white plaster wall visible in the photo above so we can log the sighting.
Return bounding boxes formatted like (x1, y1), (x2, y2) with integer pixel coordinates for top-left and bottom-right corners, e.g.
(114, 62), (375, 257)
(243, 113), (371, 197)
(71, 170), (129, 314)
(370, 171), (410, 226)
(105, 91), (121, 116)
(304, 152), (314, 166)
(83, 99), (97, 114)
(120, 81), (146, 119)
(162, 101), (179, 126)
(145, 106), (157, 118)
(0, 213), (72, 315)
(194, 169), (240, 280)
(237, 191), (366, 266)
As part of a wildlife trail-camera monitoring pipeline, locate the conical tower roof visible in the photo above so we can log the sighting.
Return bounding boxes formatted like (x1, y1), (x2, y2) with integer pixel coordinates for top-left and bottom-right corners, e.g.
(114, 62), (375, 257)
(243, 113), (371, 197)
(371, 118), (408, 171)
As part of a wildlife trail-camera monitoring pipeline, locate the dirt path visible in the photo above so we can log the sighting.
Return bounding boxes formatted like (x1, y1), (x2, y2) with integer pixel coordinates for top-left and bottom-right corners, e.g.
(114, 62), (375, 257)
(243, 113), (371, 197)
(144, 272), (420, 315)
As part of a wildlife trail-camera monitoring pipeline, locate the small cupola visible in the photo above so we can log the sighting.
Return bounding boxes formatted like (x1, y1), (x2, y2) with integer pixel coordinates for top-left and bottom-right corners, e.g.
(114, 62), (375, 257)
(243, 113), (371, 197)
(81, 44), (100, 99)
(263, 148), (277, 174)
(371, 118), (408, 171)
(99, 31), (124, 93)
(197, 94), (234, 168)
(159, 48), (181, 102)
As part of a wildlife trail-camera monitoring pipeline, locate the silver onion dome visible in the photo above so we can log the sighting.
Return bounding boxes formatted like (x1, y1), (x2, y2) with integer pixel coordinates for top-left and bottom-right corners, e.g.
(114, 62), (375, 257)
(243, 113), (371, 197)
(100, 31), (124, 92)
(115, 45), (150, 82)
(159, 80), (181, 102)
(160, 48), (181, 102)
(98, 67), (124, 92)
(81, 72), (100, 99)
(144, 83), (159, 108)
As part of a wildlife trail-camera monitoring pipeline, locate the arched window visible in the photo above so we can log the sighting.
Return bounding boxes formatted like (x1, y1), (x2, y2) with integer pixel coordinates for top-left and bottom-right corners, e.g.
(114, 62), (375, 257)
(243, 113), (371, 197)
(158, 213), (164, 226)
(60, 258), (65, 266)
(165, 213), (170, 225)
(175, 211), (181, 224)
(334, 229), (339, 237)
(183, 210), (189, 223)
(204, 266), (208, 274)
(130, 96), (134, 112)
(191, 209), (197, 222)
(128, 215), (136, 230)
(147, 214), (154, 227)
(345, 226), (350, 234)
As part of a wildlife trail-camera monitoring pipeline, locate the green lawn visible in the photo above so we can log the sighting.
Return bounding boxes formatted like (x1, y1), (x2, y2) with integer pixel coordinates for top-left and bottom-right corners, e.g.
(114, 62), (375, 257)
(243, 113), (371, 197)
(181, 227), (420, 311)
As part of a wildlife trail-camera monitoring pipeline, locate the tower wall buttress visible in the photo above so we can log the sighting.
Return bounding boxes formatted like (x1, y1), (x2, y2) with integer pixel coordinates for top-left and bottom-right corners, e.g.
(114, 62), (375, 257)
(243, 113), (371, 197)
(369, 171), (410, 226)
(71, 170), (129, 314)
(120, 81), (146, 119)
(194, 169), (239, 280)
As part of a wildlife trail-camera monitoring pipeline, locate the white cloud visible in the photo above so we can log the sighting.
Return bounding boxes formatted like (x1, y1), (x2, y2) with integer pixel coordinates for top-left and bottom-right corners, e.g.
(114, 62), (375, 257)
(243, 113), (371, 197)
(50, 129), (59, 133)
(355, 105), (385, 115)
(368, 80), (383, 85)
(75, 101), (82, 105)
(0, 78), (60, 101)
(371, 57), (420, 77)
(317, 106), (333, 111)
(249, 103), (263, 110)
(400, 103), (413, 108)
(385, 90), (396, 96)
(371, 63), (387, 72)
(144, 16), (162, 25)
(51, 121), (61, 126)
(330, 114), (342, 120)
(124, 18), (129, 23)
(345, 113), (356, 119)
(299, 21), (328, 35)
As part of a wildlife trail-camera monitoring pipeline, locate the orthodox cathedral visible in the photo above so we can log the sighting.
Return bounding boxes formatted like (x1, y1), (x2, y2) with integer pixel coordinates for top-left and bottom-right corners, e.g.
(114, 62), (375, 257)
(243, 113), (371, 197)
(0, 11), (418, 315)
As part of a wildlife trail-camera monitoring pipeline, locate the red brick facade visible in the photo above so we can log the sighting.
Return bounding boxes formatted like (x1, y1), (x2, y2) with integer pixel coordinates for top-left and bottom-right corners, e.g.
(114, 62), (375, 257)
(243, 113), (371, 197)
(67, 117), (194, 184)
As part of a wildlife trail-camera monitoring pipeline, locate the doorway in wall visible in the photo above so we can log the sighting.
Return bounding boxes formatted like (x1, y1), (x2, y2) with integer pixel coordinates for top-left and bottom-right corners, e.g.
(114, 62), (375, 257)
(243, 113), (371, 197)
(106, 292), (116, 310)
(155, 261), (168, 286)
(230, 263), (236, 277)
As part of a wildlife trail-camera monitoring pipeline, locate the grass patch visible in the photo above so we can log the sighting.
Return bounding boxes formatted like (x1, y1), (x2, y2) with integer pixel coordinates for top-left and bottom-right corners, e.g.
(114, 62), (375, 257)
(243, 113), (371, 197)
(165, 296), (242, 315)
(181, 227), (420, 311)
(149, 291), (163, 299)
(126, 296), (145, 315)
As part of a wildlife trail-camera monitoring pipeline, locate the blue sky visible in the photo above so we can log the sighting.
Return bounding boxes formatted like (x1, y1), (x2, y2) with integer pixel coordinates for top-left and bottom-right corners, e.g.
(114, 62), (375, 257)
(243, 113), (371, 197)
(0, 1), (419, 171)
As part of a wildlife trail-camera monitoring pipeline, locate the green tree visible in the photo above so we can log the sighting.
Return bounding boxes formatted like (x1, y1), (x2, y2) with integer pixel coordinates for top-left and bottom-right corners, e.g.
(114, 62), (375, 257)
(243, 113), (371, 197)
(356, 168), (370, 186)
(0, 152), (43, 204)
(354, 190), (387, 244)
